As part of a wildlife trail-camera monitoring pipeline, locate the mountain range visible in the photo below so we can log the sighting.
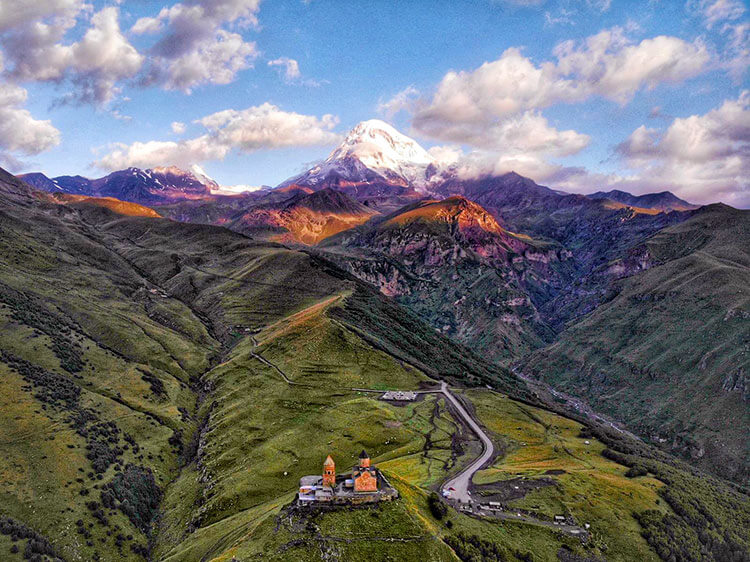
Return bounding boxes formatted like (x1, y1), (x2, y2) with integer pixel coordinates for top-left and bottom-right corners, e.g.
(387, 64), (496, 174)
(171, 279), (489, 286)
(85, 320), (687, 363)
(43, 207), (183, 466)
(1, 118), (748, 562)
(20, 164), (221, 204)
(588, 189), (699, 212)
(17, 120), (747, 485)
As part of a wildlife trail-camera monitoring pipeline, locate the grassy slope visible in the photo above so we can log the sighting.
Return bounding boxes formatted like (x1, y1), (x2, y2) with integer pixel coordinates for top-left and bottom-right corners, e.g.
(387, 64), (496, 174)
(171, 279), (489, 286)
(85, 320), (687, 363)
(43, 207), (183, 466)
(0, 191), (216, 561)
(521, 204), (750, 484)
(157, 299), (650, 562)
(0, 176), (747, 562)
(466, 390), (666, 561)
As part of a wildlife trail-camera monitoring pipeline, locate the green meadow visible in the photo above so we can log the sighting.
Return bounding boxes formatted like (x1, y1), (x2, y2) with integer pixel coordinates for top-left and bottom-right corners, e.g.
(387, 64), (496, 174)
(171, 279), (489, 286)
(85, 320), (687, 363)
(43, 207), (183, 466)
(0, 192), (746, 561)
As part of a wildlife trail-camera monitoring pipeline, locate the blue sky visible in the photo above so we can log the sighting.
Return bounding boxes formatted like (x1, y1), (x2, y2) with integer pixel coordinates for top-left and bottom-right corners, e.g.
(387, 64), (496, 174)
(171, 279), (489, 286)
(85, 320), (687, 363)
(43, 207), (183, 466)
(1, 0), (748, 205)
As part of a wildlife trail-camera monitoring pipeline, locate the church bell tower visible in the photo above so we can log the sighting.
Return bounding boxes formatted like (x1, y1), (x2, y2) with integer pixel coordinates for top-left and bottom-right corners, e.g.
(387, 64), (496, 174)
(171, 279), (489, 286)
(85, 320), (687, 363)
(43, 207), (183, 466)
(322, 455), (336, 487)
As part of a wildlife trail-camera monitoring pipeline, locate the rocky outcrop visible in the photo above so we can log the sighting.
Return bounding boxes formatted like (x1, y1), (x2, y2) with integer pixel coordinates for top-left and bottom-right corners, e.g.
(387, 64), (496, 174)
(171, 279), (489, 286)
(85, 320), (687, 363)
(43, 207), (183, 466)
(320, 196), (574, 361)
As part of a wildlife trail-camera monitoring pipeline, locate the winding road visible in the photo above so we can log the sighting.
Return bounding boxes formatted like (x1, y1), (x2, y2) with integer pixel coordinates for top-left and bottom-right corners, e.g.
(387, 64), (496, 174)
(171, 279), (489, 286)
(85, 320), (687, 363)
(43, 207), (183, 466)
(438, 382), (494, 504)
(250, 338), (494, 504)
(250, 338), (588, 537)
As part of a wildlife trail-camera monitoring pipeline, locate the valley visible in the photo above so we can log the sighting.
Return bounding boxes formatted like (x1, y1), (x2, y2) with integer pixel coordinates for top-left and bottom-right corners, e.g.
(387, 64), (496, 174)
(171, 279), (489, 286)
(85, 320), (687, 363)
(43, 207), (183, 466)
(1, 114), (748, 562)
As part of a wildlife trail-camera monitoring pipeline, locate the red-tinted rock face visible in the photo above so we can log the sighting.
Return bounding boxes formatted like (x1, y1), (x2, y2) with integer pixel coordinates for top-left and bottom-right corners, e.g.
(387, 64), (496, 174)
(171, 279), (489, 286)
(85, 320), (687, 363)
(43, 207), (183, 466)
(320, 196), (575, 361)
(231, 188), (378, 245)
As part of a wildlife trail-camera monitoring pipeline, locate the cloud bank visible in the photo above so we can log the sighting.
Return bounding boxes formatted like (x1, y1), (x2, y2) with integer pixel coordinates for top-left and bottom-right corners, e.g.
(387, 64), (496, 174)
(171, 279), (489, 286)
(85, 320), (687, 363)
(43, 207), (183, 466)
(95, 103), (340, 170)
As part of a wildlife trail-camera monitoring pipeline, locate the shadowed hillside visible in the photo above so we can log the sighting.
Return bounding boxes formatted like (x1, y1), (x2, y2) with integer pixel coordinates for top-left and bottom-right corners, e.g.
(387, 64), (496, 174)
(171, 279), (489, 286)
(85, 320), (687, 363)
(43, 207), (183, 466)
(521, 204), (750, 483)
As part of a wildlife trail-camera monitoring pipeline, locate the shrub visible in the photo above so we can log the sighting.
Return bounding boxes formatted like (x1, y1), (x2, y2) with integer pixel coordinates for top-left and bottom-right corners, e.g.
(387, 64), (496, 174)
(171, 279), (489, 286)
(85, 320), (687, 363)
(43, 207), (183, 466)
(427, 492), (447, 520)
(100, 465), (162, 533)
(0, 517), (62, 561)
(444, 532), (508, 561)
(625, 466), (647, 478)
(139, 370), (166, 398)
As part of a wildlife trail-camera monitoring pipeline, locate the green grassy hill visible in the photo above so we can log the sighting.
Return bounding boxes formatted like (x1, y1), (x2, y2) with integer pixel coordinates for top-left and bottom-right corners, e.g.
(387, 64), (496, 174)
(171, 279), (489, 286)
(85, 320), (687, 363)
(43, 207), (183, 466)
(0, 173), (747, 562)
(521, 204), (750, 484)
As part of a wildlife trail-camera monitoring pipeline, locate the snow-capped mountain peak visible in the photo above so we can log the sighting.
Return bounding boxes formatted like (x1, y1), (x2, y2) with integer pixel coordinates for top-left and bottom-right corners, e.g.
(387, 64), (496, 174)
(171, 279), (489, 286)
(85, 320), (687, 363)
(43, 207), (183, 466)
(280, 119), (441, 191)
(332, 119), (434, 170)
(188, 164), (219, 189)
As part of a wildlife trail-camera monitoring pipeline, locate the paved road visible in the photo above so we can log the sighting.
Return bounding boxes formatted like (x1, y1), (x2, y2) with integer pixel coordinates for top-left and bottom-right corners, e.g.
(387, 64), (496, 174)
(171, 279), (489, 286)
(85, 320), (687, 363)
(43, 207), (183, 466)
(439, 382), (494, 504)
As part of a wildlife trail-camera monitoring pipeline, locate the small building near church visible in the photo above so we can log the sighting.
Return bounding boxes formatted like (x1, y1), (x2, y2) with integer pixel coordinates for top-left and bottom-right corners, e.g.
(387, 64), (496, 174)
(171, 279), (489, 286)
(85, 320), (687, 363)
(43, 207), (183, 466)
(297, 450), (398, 506)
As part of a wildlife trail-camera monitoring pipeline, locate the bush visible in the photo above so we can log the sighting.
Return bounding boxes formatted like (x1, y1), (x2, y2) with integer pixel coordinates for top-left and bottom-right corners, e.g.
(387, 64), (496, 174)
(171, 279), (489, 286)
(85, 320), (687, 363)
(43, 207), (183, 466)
(0, 282), (83, 373)
(427, 492), (447, 520)
(0, 517), (62, 561)
(139, 370), (166, 398)
(577, 426), (593, 438)
(592, 428), (750, 562)
(444, 532), (508, 561)
(0, 352), (126, 475)
(100, 464), (162, 533)
(625, 466), (647, 478)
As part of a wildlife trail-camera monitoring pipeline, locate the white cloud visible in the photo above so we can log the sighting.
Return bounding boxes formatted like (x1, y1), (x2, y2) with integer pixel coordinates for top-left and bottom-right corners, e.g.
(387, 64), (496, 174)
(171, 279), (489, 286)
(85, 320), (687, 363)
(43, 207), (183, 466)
(694, 0), (746, 29)
(426, 109), (590, 155)
(377, 85), (420, 118)
(388, 26), (711, 190)
(427, 144), (463, 166)
(616, 91), (749, 206)
(130, 16), (164, 35)
(553, 29), (709, 103)
(0, 83), (61, 163)
(268, 57), (301, 81)
(408, 26), (709, 146)
(95, 102), (340, 170)
(211, 183), (265, 194)
(196, 103), (339, 149)
(1, 5), (142, 105)
(415, 111), (589, 183)
(722, 21), (749, 79)
(154, 30), (257, 92)
(457, 151), (561, 182)
(171, 121), (186, 134)
(688, 0), (748, 80)
(134, 0), (260, 93)
(544, 8), (575, 27)
(0, 0), (85, 33)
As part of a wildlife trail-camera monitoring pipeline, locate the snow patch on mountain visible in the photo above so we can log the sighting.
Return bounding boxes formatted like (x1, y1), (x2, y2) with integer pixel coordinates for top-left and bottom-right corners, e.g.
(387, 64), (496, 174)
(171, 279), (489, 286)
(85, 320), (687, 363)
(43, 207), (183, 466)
(281, 119), (450, 191)
(188, 164), (219, 189)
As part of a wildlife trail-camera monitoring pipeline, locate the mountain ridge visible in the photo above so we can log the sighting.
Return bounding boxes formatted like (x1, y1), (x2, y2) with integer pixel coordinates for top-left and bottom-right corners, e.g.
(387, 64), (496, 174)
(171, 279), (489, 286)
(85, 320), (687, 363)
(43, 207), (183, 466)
(19, 165), (220, 205)
(229, 187), (378, 244)
(588, 189), (698, 212)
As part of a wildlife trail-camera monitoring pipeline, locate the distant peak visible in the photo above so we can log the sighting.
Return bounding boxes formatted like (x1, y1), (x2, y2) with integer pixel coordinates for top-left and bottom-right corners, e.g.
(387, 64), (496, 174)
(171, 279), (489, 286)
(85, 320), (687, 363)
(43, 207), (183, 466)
(289, 187), (375, 216)
(587, 189), (697, 211)
(338, 119), (431, 160)
(278, 119), (441, 191)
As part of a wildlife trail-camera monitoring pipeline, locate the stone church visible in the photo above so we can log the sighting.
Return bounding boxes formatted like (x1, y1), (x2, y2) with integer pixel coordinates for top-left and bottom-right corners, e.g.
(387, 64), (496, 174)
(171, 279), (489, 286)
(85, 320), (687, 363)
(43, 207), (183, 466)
(297, 450), (398, 505)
